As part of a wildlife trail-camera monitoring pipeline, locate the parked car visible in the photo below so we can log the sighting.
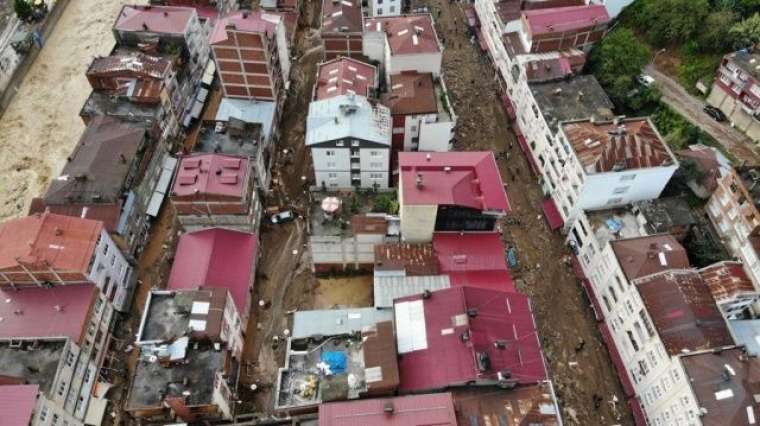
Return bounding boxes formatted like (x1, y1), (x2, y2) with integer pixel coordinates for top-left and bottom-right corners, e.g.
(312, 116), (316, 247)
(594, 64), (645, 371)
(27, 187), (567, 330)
(637, 74), (656, 86)
(271, 210), (295, 224)
(703, 105), (726, 122)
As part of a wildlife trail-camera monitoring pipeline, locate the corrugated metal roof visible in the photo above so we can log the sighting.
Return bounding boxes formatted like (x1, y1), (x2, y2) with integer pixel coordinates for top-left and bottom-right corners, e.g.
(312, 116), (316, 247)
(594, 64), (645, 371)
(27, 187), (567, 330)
(291, 307), (393, 339)
(28, 198), (121, 233)
(433, 232), (515, 291)
(398, 152), (510, 212)
(374, 242), (438, 275)
(394, 287), (547, 392)
(306, 94), (391, 146)
(523, 4), (609, 36)
(381, 72), (438, 116)
(452, 385), (562, 426)
(215, 98), (276, 141)
(172, 153), (248, 199)
(374, 274), (450, 308)
(699, 261), (756, 304)
(319, 393), (457, 426)
(210, 10), (281, 44)
(0, 384), (39, 426)
(321, 0), (362, 33)
(315, 57), (377, 101)
(115, 5), (195, 35)
(611, 234), (690, 281)
(364, 14), (441, 55)
(635, 269), (733, 356)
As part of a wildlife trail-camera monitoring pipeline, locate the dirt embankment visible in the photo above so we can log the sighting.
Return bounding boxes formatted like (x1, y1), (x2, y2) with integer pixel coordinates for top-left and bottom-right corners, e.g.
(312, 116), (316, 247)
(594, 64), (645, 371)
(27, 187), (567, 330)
(0, 0), (142, 220)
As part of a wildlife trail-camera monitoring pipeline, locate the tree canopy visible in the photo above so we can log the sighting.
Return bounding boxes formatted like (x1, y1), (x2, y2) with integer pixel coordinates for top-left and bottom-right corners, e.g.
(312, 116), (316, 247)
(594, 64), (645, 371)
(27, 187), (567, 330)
(588, 28), (651, 103)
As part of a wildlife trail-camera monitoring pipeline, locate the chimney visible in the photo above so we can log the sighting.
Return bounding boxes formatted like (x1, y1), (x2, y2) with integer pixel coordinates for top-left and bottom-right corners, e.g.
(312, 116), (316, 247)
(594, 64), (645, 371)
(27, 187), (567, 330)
(426, 153), (431, 161)
(243, 11), (249, 19)
(120, 153), (127, 163)
(416, 173), (424, 189)
(384, 401), (394, 413)
(142, 22), (149, 31)
(54, 228), (63, 236)
(163, 11), (168, 17)
(553, 88), (562, 96)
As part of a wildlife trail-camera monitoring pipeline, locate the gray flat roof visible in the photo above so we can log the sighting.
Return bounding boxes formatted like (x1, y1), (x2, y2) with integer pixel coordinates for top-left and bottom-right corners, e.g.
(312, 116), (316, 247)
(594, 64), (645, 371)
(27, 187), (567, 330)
(291, 308), (393, 339)
(0, 340), (66, 395)
(529, 74), (613, 133)
(216, 98), (276, 142)
(728, 319), (760, 356)
(373, 275), (451, 308)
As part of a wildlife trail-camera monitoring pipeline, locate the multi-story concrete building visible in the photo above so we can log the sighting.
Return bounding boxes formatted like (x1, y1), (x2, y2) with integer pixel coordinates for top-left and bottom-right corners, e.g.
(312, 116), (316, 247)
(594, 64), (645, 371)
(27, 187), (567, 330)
(321, 0), (364, 59)
(381, 71), (455, 155)
(397, 151), (510, 242)
(30, 116), (175, 260)
(518, 4), (609, 53)
(170, 153), (262, 233)
(706, 166), (760, 291)
(0, 283), (115, 425)
(363, 14), (442, 84)
(366, 0), (402, 17)
(0, 212), (135, 313)
(313, 57), (378, 101)
(306, 93), (392, 189)
(113, 5), (211, 129)
(550, 117), (678, 228)
(707, 50), (760, 142)
(210, 10), (291, 106)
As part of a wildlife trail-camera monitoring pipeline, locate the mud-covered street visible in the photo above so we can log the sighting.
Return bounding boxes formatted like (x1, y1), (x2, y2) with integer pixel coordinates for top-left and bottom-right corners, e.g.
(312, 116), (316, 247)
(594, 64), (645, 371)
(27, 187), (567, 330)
(419, 0), (634, 424)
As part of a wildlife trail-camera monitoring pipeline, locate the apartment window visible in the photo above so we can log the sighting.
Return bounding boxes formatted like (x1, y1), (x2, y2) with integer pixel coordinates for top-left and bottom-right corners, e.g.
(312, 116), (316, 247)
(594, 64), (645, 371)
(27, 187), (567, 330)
(639, 309), (655, 337)
(625, 300), (635, 315)
(370, 162), (382, 168)
(578, 220), (588, 237)
(377, 0), (382, 4)
(602, 295), (612, 312)
(370, 150), (380, 156)
(614, 275), (624, 293)
(65, 351), (75, 367)
(613, 186), (630, 194)
(370, 173), (383, 179)
(377, 7), (383, 13)
(634, 321), (646, 343)
(628, 330), (639, 351)
(326, 150), (336, 156)
(336, 140), (345, 147)
(389, 5), (395, 12)
(40, 407), (48, 423)
(531, 104), (539, 119)
(606, 197), (623, 205)
(620, 174), (636, 181)
(52, 414), (59, 426)
(352, 140), (360, 147)
(638, 358), (649, 375)
(57, 381), (66, 396)
(410, 125), (417, 132)
(328, 173), (337, 179)
(327, 161), (336, 168)
(608, 286), (618, 303)
(671, 368), (681, 383)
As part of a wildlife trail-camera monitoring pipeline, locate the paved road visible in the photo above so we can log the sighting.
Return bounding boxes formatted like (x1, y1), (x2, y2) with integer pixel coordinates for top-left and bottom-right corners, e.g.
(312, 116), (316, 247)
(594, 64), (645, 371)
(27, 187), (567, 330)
(645, 64), (760, 163)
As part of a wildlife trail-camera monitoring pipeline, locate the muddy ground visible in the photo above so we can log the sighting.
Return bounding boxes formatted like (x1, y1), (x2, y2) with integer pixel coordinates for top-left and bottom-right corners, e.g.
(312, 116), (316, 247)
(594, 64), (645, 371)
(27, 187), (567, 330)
(0, 0), (146, 221)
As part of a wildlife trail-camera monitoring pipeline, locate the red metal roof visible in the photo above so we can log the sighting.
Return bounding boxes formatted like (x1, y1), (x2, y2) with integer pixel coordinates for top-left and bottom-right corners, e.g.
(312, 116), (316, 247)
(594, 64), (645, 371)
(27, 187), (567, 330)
(0, 384), (39, 426)
(398, 152), (510, 212)
(322, 0), (363, 33)
(432, 232), (514, 291)
(610, 234), (690, 281)
(0, 284), (97, 342)
(210, 10), (280, 44)
(318, 393), (457, 426)
(315, 57), (376, 101)
(28, 198), (121, 233)
(172, 154), (249, 199)
(0, 213), (102, 273)
(636, 270), (733, 356)
(699, 261), (756, 304)
(382, 72), (438, 116)
(115, 5), (196, 34)
(522, 5), (609, 36)
(394, 287), (546, 392)
(168, 228), (257, 314)
(364, 14), (440, 55)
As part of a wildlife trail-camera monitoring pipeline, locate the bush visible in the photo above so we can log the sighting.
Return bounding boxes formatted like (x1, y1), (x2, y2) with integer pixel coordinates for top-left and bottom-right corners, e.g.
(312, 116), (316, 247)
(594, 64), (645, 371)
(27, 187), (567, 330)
(372, 193), (398, 214)
(588, 28), (651, 104)
(14, 0), (33, 21)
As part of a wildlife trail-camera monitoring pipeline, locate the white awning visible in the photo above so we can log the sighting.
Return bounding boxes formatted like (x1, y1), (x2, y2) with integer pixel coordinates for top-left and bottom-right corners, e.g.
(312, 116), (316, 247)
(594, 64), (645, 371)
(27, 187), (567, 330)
(147, 156), (178, 217)
(394, 300), (428, 354)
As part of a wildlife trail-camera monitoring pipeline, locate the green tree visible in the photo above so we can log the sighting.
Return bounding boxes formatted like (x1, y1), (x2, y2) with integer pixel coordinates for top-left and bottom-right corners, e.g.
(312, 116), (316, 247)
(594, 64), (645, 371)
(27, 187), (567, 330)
(698, 11), (739, 52)
(730, 13), (760, 48)
(14, 0), (33, 21)
(647, 0), (710, 46)
(588, 28), (651, 104)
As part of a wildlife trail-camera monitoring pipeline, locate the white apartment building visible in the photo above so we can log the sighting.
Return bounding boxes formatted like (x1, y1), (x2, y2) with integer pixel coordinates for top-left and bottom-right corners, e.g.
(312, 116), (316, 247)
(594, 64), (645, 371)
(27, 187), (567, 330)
(367, 0), (402, 17)
(567, 225), (738, 425)
(551, 116), (678, 227)
(306, 94), (391, 189)
(706, 166), (760, 292)
(363, 14), (442, 84)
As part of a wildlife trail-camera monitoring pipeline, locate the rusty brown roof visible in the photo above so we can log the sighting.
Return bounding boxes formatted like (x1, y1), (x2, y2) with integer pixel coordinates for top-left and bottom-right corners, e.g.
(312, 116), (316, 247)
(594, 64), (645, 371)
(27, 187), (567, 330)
(611, 234), (690, 281)
(700, 261), (757, 304)
(43, 116), (148, 205)
(562, 118), (675, 174)
(681, 347), (760, 426)
(452, 385), (561, 425)
(636, 270), (733, 356)
(381, 72), (438, 116)
(362, 321), (400, 394)
(321, 0), (362, 33)
(28, 198), (121, 233)
(87, 54), (171, 79)
(374, 242), (438, 275)
(351, 215), (387, 235)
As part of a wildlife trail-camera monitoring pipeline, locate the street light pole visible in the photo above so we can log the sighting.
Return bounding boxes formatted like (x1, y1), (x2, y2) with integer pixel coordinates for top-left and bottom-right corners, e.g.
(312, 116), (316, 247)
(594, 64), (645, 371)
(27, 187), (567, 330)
(650, 48), (667, 66)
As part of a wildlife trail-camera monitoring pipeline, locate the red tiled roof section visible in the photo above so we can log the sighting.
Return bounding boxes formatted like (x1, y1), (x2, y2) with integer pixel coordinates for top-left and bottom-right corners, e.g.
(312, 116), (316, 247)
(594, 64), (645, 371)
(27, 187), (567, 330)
(115, 5), (195, 34)
(636, 270), (734, 355)
(172, 154), (249, 199)
(0, 213), (102, 273)
(365, 14), (440, 55)
(0, 284), (97, 342)
(495, 0), (521, 23)
(394, 287), (546, 392)
(452, 385), (561, 425)
(319, 393), (457, 426)
(433, 232), (514, 291)
(321, 0), (363, 33)
(167, 228), (256, 314)
(374, 242), (439, 275)
(210, 10), (280, 44)
(0, 384), (39, 426)
(524, 50), (585, 83)
(351, 215), (388, 235)
(87, 54), (171, 102)
(611, 234), (690, 281)
(398, 151), (510, 212)
(361, 321), (400, 395)
(522, 4), (609, 36)
(381, 72), (437, 115)
(563, 118), (675, 174)
(315, 57), (376, 101)
(28, 198), (121, 233)
(699, 261), (757, 303)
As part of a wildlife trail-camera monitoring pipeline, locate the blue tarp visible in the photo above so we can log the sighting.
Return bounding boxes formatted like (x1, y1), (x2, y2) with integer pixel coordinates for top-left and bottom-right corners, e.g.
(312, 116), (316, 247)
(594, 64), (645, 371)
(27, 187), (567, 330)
(606, 218), (623, 234)
(321, 351), (347, 374)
